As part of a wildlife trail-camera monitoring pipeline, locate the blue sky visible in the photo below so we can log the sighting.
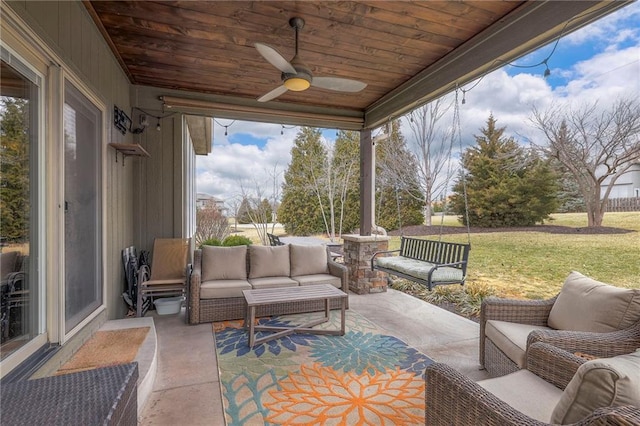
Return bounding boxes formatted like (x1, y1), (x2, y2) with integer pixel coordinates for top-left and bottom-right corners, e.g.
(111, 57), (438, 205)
(197, 3), (640, 203)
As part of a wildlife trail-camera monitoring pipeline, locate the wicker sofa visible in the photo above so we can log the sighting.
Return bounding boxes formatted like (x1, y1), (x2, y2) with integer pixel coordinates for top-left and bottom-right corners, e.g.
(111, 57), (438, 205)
(426, 342), (640, 425)
(480, 271), (640, 377)
(188, 243), (348, 324)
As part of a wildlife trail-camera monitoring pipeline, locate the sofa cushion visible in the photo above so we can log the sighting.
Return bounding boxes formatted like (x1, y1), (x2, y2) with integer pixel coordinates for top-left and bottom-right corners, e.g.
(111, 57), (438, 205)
(478, 369), (563, 423)
(249, 276), (298, 289)
(485, 320), (551, 368)
(201, 245), (247, 281)
(290, 244), (329, 277)
(551, 349), (640, 424)
(293, 274), (341, 288)
(249, 245), (290, 279)
(548, 271), (640, 332)
(200, 279), (252, 299)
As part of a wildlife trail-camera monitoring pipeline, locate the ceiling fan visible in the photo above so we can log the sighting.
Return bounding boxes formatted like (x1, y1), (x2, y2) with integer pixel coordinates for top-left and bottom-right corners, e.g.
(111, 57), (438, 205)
(255, 17), (367, 102)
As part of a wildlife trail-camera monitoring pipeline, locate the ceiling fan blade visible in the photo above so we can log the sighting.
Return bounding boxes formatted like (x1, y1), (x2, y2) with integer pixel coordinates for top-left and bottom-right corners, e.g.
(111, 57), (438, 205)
(254, 43), (296, 74)
(257, 85), (289, 102)
(312, 77), (367, 92)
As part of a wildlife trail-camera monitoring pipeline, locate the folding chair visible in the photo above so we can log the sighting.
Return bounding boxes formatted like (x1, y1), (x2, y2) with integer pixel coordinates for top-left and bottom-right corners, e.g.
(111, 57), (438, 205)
(137, 238), (190, 317)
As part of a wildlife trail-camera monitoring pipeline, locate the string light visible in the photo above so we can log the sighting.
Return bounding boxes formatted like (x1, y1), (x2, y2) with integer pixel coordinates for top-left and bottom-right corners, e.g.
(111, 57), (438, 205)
(214, 119), (236, 137)
(131, 107), (175, 133)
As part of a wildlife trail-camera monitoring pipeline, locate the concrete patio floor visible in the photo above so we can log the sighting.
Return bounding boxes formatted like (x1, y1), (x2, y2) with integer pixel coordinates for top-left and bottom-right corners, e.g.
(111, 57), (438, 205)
(138, 288), (489, 425)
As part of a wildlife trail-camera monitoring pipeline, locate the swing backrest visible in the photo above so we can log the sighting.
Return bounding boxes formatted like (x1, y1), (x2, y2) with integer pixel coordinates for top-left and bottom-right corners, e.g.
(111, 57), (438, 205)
(400, 237), (470, 272)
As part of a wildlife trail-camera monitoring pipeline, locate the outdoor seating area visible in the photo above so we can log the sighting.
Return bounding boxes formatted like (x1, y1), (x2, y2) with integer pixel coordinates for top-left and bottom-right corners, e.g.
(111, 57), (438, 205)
(141, 285), (640, 424)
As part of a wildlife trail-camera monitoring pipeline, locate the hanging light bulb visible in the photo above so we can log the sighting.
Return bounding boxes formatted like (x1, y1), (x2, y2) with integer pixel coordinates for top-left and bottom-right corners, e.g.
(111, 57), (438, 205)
(543, 59), (551, 78)
(224, 126), (228, 136)
(281, 125), (284, 135)
(461, 90), (466, 105)
(156, 117), (161, 131)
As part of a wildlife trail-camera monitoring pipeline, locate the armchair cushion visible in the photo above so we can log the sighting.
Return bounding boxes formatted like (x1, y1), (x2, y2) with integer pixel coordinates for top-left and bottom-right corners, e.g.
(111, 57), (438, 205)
(551, 348), (640, 424)
(289, 244), (329, 276)
(548, 271), (640, 332)
(477, 369), (563, 422)
(485, 320), (551, 368)
(201, 245), (247, 281)
(249, 245), (290, 278)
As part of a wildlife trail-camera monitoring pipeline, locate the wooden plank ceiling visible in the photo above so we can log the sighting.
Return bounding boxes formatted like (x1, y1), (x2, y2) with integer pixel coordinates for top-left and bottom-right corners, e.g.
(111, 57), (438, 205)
(84, 1), (627, 129)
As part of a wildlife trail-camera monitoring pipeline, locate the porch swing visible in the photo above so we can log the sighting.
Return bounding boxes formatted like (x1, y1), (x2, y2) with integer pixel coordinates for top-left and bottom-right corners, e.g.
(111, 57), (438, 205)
(371, 89), (471, 291)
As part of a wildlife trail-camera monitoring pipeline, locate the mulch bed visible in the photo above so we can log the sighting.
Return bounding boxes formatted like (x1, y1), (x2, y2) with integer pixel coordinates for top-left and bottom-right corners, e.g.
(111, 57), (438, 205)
(389, 224), (634, 236)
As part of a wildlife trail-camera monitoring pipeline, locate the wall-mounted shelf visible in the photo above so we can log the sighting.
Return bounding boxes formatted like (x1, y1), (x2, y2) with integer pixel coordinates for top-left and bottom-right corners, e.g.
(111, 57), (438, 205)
(109, 143), (150, 165)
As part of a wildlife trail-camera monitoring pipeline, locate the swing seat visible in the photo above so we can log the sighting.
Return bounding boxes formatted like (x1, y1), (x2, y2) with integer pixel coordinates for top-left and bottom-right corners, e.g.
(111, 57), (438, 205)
(371, 236), (470, 291)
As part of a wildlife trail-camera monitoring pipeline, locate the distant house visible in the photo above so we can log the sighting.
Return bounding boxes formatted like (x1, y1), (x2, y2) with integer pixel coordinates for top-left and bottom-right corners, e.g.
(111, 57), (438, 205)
(197, 193), (228, 215)
(601, 163), (640, 198)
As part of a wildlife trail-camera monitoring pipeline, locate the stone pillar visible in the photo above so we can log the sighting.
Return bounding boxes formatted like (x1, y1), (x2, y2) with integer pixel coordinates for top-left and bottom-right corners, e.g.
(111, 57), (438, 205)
(343, 234), (390, 294)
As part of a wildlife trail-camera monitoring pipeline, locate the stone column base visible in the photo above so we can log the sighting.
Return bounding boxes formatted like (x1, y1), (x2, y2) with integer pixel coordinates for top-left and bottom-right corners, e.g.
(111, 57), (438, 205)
(343, 234), (390, 294)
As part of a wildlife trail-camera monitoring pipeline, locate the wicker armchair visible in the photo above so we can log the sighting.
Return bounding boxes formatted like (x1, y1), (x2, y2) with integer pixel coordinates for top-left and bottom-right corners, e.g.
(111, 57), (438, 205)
(426, 342), (640, 426)
(480, 272), (640, 377)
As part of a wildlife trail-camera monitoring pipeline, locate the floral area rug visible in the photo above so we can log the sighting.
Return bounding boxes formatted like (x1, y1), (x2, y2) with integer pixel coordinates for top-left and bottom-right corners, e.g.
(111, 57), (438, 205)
(213, 310), (432, 425)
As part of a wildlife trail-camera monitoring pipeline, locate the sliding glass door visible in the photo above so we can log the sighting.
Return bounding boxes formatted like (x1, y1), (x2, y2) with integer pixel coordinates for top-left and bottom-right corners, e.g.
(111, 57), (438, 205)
(63, 82), (102, 333)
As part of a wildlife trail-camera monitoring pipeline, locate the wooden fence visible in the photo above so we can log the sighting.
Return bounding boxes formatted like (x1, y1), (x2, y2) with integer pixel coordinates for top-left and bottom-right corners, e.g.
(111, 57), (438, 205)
(607, 197), (640, 212)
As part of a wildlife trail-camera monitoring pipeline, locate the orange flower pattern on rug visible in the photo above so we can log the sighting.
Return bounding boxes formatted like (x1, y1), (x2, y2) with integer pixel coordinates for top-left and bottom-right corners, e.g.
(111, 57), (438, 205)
(265, 363), (425, 425)
(214, 311), (432, 425)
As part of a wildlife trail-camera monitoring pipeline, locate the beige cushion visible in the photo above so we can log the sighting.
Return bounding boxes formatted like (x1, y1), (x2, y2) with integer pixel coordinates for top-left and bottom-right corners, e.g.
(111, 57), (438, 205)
(478, 370), (563, 422)
(548, 271), (640, 332)
(485, 320), (551, 368)
(201, 245), (247, 281)
(290, 244), (329, 277)
(249, 276), (298, 289)
(200, 279), (251, 299)
(551, 349), (640, 424)
(293, 274), (341, 288)
(249, 245), (290, 278)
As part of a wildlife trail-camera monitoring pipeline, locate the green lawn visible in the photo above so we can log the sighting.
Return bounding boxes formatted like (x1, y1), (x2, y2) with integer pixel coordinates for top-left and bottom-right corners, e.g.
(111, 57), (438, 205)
(389, 212), (640, 300)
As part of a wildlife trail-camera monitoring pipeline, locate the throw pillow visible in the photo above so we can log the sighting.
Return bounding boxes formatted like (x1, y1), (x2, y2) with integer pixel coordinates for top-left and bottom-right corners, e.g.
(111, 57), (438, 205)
(249, 245), (290, 278)
(201, 245), (247, 281)
(551, 348), (640, 424)
(290, 244), (329, 276)
(547, 271), (640, 332)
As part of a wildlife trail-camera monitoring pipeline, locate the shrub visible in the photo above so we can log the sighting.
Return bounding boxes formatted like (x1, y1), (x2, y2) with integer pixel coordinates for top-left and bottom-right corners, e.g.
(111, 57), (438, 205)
(199, 238), (221, 249)
(222, 235), (253, 246)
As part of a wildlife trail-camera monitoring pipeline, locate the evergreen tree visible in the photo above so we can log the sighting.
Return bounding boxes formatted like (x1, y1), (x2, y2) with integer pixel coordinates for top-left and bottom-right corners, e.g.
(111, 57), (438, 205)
(278, 127), (327, 235)
(375, 120), (424, 231)
(1, 97), (30, 242)
(451, 115), (558, 227)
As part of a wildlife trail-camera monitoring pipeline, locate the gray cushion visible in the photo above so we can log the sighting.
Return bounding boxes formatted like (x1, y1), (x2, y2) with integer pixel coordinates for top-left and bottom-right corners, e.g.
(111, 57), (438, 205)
(290, 244), (329, 276)
(248, 276), (298, 289)
(249, 245), (290, 278)
(293, 274), (342, 288)
(551, 349), (640, 424)
(548, 271), (640, 332)
(1, 251), (19, 279)
(200, 279), (251, 299)
(478, 369), (563, 422)
(375, 256), (463, 283)
(201, 246), (247, 281)
(485, 320), (551, 368)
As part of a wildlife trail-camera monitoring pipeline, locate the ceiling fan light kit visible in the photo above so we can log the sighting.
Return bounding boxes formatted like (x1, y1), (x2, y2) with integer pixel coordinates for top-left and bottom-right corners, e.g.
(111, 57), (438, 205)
(255, 17), (367, 102)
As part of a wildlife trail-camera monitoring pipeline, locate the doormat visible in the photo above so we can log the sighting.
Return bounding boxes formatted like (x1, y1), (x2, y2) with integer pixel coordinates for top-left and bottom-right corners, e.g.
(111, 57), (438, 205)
(214, 311), (432, 425)
(57, 327), (150, 375)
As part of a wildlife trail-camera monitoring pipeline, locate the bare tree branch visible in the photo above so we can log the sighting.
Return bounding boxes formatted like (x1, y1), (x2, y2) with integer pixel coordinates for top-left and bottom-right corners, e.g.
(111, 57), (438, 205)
(529, 97), (640, 226)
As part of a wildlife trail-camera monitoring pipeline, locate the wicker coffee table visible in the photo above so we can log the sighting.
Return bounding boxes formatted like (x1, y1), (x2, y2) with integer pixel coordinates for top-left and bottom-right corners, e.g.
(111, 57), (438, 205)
(243, 284), (348, 347)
